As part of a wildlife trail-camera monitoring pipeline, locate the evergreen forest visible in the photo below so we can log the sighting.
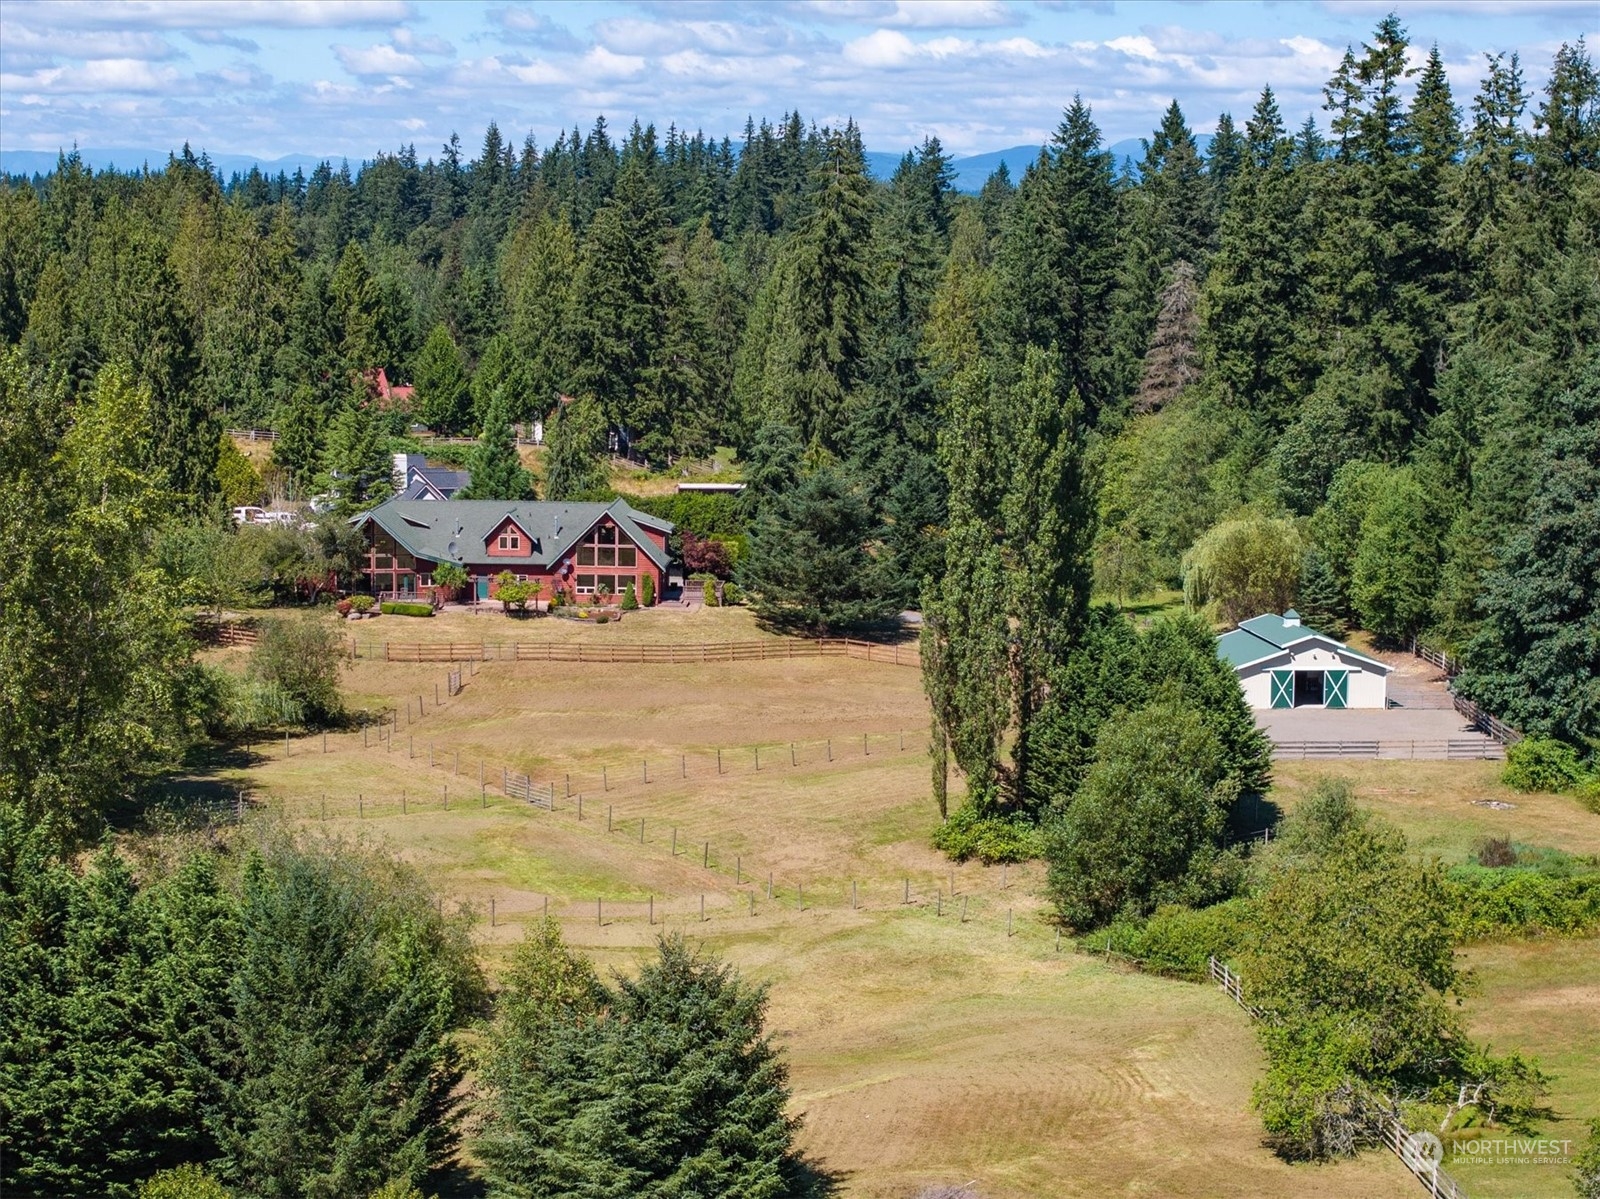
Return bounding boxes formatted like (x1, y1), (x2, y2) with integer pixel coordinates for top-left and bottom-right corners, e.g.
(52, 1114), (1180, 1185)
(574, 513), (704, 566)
(2, 15), (1600, 1195)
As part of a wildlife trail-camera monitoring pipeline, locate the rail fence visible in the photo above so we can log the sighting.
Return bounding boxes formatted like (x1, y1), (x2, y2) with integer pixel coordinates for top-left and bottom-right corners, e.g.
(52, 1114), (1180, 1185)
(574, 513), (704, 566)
(1272, 739), (1504, 761)
(225, 427), (278, 443)
(349, 636), (920, 668)
(1411, 639), (1522, 747)
(1207, 956), (1472, 1199)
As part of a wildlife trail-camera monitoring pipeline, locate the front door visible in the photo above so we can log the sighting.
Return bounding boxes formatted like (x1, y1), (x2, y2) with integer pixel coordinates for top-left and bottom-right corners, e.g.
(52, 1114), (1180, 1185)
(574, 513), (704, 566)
(1269, 670), (1293, 709)
(475, 575), (490, 601)
(1324, 670), (1349, 709)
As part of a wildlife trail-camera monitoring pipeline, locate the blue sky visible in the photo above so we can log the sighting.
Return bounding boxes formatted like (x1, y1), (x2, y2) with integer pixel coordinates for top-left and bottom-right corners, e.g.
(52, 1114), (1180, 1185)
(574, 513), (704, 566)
(1, 1), (1594, 162)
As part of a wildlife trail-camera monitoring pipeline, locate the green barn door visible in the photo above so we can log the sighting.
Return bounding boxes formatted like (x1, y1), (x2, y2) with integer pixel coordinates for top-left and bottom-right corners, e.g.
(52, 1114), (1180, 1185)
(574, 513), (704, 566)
(1324, 670), (1348, 709)
(1269, 670), (1293, 709)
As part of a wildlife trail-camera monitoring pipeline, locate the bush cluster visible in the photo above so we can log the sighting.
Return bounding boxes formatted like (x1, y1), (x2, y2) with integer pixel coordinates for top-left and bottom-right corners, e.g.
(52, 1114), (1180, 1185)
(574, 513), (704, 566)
(378, 601), (434, 617)
(931, 805), (1043, 864)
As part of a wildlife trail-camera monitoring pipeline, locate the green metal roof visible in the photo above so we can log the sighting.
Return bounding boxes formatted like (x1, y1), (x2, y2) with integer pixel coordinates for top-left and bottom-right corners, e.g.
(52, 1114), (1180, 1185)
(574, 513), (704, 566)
(354, 497), (672, 571)
(1216, 612), (1391, 672)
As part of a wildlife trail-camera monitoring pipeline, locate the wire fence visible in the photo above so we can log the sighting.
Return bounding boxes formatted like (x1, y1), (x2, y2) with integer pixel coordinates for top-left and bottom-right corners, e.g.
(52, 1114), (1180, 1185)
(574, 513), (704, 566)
(235, 779), (1043, 944)
(1207, 956), (1473, 1199)
(347, 637), (920, 668)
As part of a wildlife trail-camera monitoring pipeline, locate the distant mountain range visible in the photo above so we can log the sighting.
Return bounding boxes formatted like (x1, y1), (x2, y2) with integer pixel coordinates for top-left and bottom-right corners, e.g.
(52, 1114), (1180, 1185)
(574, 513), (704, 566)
(2, 136), (1209, 193)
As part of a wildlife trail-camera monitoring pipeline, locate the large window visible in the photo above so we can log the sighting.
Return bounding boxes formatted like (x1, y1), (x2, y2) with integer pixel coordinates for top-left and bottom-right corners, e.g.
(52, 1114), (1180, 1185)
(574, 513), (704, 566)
(574, 573), (629, 596)
(575, 521), (637, 568)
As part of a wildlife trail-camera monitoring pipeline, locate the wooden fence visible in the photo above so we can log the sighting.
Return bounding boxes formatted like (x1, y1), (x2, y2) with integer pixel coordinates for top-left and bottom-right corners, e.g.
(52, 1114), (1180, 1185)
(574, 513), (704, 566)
(350, 637), (920, 668)
(1451, 695), (1521, 747)
(502, 769), (554, 808)
(1272, 739), (1504, 761)
(1207, 956), (1472, 1199)
(1412, 639), (1521, 747)
(225, 427), (278, 443)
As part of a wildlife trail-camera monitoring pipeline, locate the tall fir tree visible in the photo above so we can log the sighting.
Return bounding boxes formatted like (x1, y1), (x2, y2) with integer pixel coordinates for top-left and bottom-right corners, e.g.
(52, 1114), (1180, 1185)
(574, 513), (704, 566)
(461, 391), (534, 500)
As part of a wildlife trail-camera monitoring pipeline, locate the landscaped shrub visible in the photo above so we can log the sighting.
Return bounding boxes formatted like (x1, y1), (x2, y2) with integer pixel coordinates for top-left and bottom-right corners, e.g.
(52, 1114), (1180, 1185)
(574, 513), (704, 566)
(1444, 869), (1600, 940)
(596, 613), (611, 624)
(621, 581), (638, 611)
(1096, 899), (1252, 980)
(335, 599), (352, 616)
(379, 601), (434, 617)
(639, 572), (654, 606)
(931, 803), (1043, 864)
(348, 594), (374, 614)
(1502, 737), (1587, 793)
(721, 581), (743, 605)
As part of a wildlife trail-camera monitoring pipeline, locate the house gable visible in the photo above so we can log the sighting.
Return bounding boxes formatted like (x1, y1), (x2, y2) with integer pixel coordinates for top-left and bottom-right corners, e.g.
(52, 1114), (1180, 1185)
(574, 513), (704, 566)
(484, 516), (536, 557)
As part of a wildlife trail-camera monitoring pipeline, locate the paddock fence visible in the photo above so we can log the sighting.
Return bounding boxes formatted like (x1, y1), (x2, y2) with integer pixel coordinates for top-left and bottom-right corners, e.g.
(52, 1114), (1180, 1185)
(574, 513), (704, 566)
(348, 636), (921, 668)
(1411, 639), (1522, 747)
(229, 782), (1042, 945)
(1207, 956), (1473, 1199)
(225, 427), (278, 443)
(1271, 739), (1504, 761)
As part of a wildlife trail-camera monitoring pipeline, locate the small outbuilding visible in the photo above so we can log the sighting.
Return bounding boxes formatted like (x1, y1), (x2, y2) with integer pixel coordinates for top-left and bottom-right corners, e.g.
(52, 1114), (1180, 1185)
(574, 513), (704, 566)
(1217, 610), (1392, 710)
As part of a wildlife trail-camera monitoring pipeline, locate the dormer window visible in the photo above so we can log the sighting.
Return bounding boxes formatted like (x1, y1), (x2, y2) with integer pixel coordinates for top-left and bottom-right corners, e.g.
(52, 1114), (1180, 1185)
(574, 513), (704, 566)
(499, 533), (521, 551)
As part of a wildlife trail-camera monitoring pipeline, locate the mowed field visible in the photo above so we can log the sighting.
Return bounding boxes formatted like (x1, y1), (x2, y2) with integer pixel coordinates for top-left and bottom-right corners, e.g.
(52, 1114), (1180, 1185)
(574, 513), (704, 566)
(211, 609), (1596, 1198)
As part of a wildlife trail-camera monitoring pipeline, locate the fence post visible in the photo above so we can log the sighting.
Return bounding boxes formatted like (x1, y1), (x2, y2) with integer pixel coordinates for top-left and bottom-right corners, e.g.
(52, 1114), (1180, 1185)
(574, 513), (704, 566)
(736, 856), (741, 884)
(750, 892), (756, 917)
(578, 795), (583, 820)
(717, 748), (722, 775)
(852, 881), (857, 909)
(827, 739), (832, 761)
(671, 827), (676, 855)
(936, 892), (942, 917)
(903, 878), (910, 904)
(320, 793), (325, 820)
(702, 841), (709, 868)
(791, 742), (797, 766)
(323, 731), (327, 754)
(767, 872), (773, 900)
(444, 785), (448, 809)
(607, 804), (613, 832)
(359, 793), (363, 817)
(864, 733), (869, 756)
(597, 897), (602, 927)
(490, 896), (495, 928)
(797, 883), (803, 911)
(285, 731), (290, 758)
(681, 754), (686, 778)
(648, 895), (653, 925)
(1008, 909), (1014, 937)
(755, 746), (760, 771)
(961, 896), (968, 923)
(643, 760), (648, 784)
(402, 790), (407, 814)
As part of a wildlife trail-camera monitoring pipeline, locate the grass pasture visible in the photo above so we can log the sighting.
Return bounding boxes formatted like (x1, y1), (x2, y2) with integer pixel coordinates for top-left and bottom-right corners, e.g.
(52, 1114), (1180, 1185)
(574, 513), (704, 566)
(209, 611), (1599, 1198)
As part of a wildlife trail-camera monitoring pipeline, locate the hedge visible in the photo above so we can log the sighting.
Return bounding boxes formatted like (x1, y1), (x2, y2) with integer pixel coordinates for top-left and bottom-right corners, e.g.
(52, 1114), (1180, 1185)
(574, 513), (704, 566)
(1444, 870), (1600, 941)
(1094, 899), (1252, 980)
(380, 601), (435, 617)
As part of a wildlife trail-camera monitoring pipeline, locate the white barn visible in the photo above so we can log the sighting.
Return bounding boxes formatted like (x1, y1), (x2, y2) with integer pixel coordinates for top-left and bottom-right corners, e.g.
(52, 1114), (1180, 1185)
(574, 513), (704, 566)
(1217, 610), (1392, 710)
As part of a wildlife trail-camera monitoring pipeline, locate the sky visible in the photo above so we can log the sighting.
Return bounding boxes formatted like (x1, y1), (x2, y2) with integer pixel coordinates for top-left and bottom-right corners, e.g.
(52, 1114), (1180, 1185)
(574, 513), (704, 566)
(1, 0), (1595, 163)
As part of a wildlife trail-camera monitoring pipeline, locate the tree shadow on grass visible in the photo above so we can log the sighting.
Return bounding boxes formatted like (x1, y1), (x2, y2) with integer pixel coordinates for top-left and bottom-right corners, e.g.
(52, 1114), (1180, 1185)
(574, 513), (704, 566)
(110, 737), (265, 832)
(788, 1151), (847, 1198)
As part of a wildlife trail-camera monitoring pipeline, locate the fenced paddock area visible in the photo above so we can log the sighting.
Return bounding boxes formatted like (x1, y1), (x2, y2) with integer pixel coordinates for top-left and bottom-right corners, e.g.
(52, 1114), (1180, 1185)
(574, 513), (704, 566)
(203, 611), (1594, 1199)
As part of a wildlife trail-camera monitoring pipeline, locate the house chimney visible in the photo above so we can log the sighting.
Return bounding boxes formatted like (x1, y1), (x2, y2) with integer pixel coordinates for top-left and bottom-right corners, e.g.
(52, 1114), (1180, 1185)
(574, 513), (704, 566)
(1283, 609), (1301, 627)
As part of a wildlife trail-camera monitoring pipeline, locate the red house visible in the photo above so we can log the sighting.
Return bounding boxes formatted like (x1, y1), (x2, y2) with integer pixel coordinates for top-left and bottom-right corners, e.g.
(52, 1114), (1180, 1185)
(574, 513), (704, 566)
(351, 497), (673, 604)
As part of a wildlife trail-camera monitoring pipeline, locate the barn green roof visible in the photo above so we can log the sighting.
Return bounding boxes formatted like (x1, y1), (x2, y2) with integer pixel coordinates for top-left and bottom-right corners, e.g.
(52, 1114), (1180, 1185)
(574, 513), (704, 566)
(1216, 612), (1391, 672)
(353, 497), (672, 570)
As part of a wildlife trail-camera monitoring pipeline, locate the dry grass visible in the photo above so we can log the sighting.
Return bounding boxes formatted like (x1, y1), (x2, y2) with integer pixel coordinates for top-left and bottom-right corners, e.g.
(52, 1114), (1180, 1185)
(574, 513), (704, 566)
(1271, 759), (1600, 861)
(208, 643), (1600, 1198)
(333, 602), (844, 646)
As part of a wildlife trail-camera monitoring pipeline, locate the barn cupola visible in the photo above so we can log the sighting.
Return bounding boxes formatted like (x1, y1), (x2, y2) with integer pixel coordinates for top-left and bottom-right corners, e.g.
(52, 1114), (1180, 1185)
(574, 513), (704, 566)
(1283, 609), (1301, 627)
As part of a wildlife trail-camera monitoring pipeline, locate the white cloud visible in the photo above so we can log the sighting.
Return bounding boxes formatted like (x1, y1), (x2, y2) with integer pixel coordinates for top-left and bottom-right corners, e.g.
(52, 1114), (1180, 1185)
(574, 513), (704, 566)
(885, 1), (1021, 29)
(392, 26), (454, 56)
(335, 43), (425, 77)
(843, 28), (919, 66)
(20, 1), (414, 29)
